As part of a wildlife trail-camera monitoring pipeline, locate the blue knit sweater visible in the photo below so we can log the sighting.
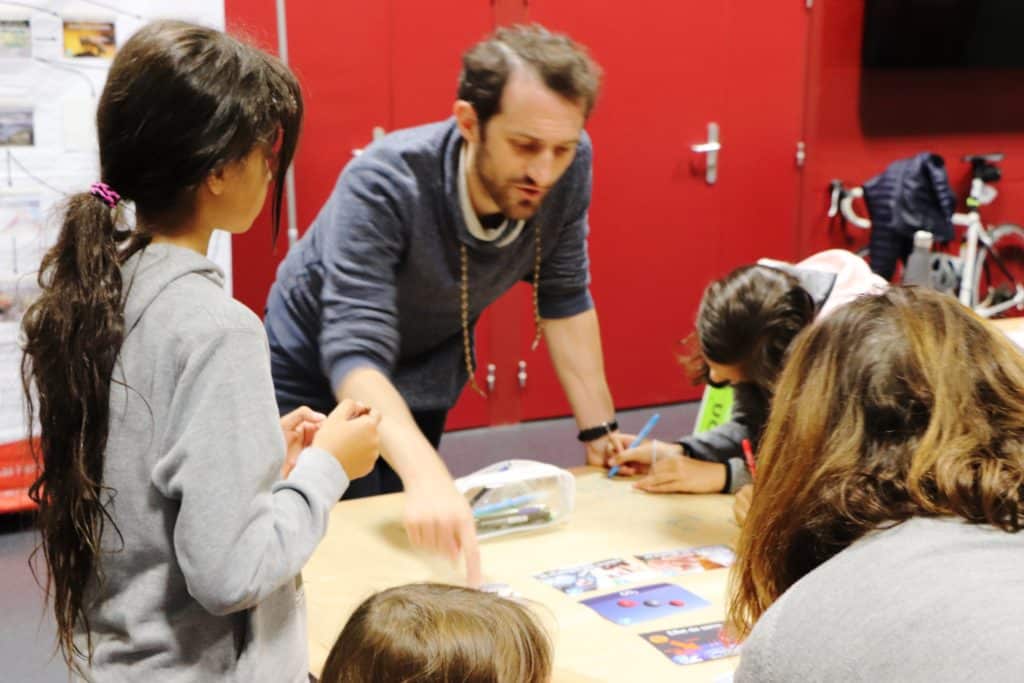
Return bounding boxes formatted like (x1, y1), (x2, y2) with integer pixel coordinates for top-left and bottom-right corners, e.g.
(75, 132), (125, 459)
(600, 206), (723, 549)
(265, 118), (594, 413)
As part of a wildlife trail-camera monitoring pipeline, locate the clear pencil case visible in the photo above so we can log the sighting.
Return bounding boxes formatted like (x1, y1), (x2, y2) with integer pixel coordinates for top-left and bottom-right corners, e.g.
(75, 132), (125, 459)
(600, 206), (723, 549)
(454, 459), (576, 539)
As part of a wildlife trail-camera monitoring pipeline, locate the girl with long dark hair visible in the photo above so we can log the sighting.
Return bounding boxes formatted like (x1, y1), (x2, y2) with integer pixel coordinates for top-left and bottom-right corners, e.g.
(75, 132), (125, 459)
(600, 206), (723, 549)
(21, 20), (380, 681)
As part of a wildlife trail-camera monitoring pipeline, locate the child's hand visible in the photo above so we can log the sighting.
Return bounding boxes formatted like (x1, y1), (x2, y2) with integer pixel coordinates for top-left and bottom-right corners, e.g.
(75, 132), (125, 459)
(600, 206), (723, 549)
(279, 406), (326, 478)
(632, 453), (727, 493)
(312, 399), (382, 479)
(733, 483), (754, 526)
(606, 438), (684, 477)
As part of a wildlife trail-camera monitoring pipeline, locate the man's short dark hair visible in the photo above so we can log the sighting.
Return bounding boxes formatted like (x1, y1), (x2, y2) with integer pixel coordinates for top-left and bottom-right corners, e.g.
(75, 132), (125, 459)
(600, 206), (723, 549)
(458, 24), (602, 128)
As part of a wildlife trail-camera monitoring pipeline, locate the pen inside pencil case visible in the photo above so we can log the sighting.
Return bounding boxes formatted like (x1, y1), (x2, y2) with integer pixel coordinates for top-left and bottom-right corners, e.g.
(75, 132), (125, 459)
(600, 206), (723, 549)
(475, 504), (552, 530)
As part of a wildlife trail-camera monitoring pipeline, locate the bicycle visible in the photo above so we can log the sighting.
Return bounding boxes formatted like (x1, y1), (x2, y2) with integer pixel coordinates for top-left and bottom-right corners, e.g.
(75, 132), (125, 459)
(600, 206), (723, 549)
(829, 153), (1024, 319)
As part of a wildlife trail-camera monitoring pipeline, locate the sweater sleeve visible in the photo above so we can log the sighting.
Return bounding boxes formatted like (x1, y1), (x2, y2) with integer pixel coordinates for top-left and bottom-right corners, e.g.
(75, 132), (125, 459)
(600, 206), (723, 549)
(316, 157), (410, 394)
(679, 384), (765, 493)
(151, 325), (349, 616)
(536, 134), (594, 319)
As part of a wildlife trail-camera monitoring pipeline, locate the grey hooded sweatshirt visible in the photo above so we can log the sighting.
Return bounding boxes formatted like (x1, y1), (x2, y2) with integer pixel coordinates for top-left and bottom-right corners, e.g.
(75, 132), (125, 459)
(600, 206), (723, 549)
(73, 243), (348, 682)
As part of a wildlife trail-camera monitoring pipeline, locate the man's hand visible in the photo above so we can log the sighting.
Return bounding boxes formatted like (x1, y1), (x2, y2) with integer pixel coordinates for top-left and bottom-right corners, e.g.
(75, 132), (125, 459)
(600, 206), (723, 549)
(403, 472), (482, 586)
(584, 432), (624, 468)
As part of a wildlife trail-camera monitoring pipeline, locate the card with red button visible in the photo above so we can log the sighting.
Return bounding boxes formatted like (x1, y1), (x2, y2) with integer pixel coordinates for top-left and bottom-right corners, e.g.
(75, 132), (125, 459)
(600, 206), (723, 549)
(641, 622), (740, 665)
(579, 583), (710, 625)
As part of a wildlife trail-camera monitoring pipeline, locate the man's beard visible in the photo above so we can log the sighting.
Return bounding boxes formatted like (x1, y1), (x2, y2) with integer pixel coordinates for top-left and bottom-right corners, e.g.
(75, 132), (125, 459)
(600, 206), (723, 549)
(474, 143), (544, 220)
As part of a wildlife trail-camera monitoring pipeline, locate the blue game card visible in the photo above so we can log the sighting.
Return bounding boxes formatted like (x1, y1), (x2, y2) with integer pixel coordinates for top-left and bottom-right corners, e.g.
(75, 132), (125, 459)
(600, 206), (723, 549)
(579, 583), (710, 626)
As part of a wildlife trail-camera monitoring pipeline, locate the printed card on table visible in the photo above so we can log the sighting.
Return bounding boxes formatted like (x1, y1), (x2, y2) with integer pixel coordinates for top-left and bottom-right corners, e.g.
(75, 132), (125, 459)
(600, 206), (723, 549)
(635, 545), (736, 577)
(533, 557), (658, 595)
(642, 621), (740, 665)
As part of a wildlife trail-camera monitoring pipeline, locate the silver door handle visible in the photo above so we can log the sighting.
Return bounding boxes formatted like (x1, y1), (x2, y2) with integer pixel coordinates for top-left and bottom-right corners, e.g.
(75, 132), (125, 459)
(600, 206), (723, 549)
(517, 360), (527, 389)
(486, 363), (496, 393)
(690, 122), (720, 185)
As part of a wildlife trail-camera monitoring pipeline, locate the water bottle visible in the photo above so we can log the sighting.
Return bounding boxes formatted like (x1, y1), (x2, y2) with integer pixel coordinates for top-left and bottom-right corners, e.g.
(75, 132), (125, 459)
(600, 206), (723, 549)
(903, 230), (934, 287)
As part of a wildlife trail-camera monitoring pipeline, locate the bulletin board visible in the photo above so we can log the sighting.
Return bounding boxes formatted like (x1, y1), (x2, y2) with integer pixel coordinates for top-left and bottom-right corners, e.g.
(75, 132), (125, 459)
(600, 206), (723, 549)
(0, 1), (228, 508)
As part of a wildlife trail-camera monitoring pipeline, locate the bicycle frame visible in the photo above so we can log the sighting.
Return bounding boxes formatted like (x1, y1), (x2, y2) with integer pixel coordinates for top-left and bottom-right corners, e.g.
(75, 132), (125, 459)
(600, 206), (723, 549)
(957, 177), (1024, 318)
(833, 176), (1024, 318)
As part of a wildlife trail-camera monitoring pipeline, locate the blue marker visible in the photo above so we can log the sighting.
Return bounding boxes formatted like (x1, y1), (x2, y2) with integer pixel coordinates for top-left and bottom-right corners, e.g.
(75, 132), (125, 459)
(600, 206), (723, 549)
(472, 494), (538, 519)
(607, 413), (661, 478)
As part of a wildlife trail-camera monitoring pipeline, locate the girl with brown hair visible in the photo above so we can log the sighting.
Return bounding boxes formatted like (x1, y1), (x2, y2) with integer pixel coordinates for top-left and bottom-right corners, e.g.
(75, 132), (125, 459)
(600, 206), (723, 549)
(730, 287), (1024, 680)
(21, 20), (380, 681)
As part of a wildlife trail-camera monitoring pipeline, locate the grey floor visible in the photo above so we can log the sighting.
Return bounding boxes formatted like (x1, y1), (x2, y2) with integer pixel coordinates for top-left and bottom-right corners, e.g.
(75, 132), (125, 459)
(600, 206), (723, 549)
(0, 402), (697, 682)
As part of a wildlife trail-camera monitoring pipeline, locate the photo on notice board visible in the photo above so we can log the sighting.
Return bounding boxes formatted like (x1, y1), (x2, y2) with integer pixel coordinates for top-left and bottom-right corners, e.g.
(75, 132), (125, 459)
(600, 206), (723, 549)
(63, 20), (116, 60)
(0, 194), (45, 323)
(0, 107), (33, 146)
(0, 19), (31, 58)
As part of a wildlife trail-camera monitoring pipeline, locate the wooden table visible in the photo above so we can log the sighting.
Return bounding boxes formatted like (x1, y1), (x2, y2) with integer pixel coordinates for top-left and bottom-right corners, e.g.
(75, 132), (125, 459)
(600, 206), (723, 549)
(304, 467), (740, 682)
(992, 316), (1024, 338)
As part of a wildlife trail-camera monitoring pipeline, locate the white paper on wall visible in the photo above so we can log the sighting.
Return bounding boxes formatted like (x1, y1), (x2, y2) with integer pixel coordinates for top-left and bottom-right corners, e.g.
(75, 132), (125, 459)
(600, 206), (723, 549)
(0, 1), (228, 446)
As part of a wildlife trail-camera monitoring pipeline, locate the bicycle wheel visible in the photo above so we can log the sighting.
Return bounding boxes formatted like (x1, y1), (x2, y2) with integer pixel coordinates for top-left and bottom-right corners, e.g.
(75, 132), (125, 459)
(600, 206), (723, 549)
(972, 223), (1024, 314)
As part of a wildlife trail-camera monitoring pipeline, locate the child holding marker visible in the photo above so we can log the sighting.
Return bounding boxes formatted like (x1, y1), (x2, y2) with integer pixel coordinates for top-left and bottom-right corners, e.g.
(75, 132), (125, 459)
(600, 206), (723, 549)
(607, 249), (886, 496)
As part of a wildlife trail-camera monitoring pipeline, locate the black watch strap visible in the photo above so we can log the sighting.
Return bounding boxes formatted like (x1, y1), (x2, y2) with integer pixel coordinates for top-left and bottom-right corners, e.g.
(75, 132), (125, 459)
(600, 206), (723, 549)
(577, 420), (619, 443)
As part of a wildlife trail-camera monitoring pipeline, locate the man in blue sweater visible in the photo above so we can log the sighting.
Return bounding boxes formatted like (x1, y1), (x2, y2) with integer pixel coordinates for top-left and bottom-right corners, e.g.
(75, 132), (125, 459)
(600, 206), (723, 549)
(265, 26), (620, 583)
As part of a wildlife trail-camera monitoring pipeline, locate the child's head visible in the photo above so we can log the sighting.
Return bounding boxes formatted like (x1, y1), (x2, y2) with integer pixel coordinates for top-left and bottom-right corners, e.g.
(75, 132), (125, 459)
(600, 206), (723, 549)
(98, 19), (301, 238)
(729, 287), (1024, 635)
(20, 21), (302, 671)
(321, 583), (552, 683)
(689, 265), (815, 391)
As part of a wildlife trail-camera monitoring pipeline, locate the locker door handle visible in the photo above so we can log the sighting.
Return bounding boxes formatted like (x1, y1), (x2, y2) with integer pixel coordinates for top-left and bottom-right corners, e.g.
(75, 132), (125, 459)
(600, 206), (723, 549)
(486, 363), (496, 393)
(690, 122), (720, 185)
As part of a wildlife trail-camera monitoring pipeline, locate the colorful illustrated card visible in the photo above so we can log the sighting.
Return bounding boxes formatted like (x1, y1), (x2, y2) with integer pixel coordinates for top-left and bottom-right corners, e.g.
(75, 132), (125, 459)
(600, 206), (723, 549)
(642, 621), (740, 665)
(533, 557), (658, 595)
(635, 545), (736, 577)
(580, 583), (710, 626)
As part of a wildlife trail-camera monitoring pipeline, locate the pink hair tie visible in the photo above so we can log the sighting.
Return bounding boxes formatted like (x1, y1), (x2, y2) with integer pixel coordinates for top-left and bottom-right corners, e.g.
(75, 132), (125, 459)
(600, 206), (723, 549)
(89, 182), (121, 208)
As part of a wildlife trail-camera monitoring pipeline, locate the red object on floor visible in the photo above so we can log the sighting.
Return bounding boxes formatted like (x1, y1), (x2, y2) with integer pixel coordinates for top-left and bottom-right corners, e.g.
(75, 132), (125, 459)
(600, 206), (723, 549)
(0, 440), (37, 513)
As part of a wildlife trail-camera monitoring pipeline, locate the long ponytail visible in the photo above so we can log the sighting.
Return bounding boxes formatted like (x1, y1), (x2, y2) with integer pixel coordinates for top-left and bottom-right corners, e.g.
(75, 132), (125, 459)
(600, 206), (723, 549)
(20, 19), (301, 671)
(21, 191), (137, 667)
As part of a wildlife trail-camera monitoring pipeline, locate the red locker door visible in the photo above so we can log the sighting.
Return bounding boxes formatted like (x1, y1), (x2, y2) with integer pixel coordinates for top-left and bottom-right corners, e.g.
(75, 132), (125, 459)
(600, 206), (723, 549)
(519, 1), (733, 421)
(226, 0), (393, 316)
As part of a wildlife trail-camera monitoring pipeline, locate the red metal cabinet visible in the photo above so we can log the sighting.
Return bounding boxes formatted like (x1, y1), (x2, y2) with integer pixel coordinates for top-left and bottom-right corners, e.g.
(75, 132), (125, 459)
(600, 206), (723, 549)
(512, 1), (809, 421)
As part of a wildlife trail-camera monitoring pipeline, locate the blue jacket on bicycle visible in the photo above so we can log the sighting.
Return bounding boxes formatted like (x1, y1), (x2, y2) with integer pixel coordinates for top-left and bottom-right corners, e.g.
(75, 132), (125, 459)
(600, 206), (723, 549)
(863, 152), (957, 280)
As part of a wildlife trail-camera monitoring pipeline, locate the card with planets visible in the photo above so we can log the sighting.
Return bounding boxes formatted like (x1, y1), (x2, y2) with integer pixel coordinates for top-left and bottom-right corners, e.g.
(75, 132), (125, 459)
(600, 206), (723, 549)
(533, 558), (658, 596)
(641, 621), (740, 665)
(634, 545), (736, 577)
(579, 583), (710, 625)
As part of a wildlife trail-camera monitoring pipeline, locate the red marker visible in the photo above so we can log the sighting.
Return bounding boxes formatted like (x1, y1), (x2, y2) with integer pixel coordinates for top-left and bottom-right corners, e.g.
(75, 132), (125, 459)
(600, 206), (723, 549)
(741, 438), (756, 479)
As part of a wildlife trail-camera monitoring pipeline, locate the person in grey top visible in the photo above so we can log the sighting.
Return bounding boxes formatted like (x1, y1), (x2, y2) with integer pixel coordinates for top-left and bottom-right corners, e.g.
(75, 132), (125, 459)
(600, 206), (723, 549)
(729, 287), (1024, 681)
(19, 22), (380, 681)
(609, 249), (886, 494)
(264, 26), (621, 583)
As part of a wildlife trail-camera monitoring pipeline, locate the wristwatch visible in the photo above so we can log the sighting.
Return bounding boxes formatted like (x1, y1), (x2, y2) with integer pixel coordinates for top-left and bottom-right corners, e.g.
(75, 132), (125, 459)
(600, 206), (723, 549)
(577, 420), (619, 443)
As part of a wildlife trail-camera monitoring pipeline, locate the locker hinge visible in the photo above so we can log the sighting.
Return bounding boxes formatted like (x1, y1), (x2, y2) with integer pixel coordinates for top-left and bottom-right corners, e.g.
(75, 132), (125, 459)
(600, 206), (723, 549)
(796, 141), (806, 167)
